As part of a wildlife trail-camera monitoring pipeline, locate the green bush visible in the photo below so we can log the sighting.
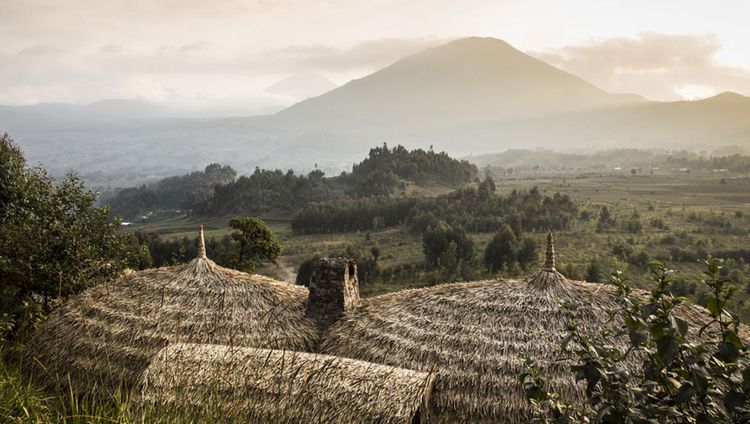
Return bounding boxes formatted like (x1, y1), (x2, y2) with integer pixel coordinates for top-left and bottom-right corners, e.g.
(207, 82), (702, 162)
(523, 259), (750, 422)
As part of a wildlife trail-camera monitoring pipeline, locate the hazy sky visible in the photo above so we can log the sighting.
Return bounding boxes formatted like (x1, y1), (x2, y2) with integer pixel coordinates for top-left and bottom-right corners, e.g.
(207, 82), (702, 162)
(1, 0), (749, 113)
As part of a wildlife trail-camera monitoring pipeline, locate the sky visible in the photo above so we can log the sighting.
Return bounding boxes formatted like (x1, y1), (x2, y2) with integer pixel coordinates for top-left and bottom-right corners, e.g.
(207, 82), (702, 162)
(1, 0), (749, 114)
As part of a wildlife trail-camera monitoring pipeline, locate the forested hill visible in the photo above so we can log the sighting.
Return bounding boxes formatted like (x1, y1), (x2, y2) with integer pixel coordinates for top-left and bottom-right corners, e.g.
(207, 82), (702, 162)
(107, 144), (477, 218)
(341, 144), (478, 196)
(107, 164), (236, 218)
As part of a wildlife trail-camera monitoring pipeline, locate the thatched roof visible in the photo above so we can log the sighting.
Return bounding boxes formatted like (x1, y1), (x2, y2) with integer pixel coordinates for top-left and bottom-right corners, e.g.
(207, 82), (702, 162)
(26, 226), (318, 393)
(318, 232), (725, 423)
(138, 343), (435, 424)
(27, 226), (740, 423)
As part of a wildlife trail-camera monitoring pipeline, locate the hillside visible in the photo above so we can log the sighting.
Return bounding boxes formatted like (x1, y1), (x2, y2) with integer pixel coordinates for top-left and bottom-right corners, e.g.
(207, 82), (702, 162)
(106, 144), (477, 219)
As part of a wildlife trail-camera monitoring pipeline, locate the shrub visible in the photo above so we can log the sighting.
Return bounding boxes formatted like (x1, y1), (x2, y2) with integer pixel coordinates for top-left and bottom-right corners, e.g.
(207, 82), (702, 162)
(523, 259), (750, 422)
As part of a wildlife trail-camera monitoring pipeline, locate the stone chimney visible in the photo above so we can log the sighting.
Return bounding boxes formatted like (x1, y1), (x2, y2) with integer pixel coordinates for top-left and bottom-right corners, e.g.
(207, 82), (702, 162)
(306, 258), (361, 331)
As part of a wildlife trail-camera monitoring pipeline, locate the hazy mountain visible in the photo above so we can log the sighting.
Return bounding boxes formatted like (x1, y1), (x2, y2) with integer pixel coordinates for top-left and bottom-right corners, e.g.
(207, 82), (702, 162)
(264, 74), (338, 100)
(2, 37), (750, 187)
(274, 37), (645, 131)
(0, 99), (172, 131)
(485, 91), (750, 152)
(267, 37), (748, 154)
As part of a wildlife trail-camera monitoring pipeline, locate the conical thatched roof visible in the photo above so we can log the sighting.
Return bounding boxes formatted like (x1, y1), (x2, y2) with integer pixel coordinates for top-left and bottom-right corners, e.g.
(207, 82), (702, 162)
(138, 343), (435, 424)
(318, 232), (724, 423)
(26, 227), (319, 393)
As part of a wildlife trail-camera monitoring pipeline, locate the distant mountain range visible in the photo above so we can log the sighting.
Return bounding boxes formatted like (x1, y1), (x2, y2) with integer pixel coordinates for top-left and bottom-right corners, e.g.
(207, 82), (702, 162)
(1, 37), (749, 186)
(264, 73), (338, 100)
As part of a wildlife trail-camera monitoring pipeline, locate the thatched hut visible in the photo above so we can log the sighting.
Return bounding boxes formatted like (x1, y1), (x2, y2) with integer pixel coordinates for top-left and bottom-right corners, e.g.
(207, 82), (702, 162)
(317, 233), (722, 423)
(26, 226), (319, 392)
(138, 343), (435, 423)
(27, 225), (734, 423)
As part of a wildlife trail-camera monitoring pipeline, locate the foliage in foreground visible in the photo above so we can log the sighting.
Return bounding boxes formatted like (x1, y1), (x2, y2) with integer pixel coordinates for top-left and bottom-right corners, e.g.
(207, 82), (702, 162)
(522, 259), (750, 422)
(0, 134), (141, 347)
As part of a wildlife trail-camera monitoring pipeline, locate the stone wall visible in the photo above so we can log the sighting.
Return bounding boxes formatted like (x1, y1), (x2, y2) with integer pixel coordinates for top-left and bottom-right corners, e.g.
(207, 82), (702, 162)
(306, 258), (361, 331)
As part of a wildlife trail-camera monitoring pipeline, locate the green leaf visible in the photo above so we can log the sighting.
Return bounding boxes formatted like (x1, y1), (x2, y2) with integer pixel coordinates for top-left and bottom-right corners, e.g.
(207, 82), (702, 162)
(673, 316), (689, 338)
(718, 342), (739, 363)
(657, 336), (680, 366)
(706, 297), (722, 316)
(692, 371), (709, 397)
(724, 330), (744, 350)
(628, 330), (647, 347)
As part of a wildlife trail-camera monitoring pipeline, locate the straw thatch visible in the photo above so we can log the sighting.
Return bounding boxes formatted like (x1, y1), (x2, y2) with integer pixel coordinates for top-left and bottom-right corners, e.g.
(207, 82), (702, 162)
(26, 227), (319, 393)
(318, 232), (727, 423)
(138, 343), (435, 424)
(26, 226), (741, 423)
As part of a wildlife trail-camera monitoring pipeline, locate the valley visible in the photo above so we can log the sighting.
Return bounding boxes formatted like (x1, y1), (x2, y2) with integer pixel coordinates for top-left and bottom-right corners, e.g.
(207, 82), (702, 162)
(128, 165), (750, 316)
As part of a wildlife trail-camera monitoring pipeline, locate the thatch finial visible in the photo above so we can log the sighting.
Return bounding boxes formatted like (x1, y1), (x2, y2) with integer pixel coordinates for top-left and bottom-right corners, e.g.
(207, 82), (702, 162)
(198, 225), (207, 258)
(543, 231), (556, 271)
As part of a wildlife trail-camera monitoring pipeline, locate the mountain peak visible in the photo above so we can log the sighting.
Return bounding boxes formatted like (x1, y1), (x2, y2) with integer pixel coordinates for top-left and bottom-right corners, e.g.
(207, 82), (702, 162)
(704, 91), (748, 103)
(408, 36), (535, 65)
(265, 74), (338, 99)
(443, 36), (515, 49)
(276, 37), (644, 129)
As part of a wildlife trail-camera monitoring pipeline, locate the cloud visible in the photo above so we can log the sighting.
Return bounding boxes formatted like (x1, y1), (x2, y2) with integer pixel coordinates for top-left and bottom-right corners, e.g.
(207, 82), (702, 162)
(98, 44), (124, 55)
(0, 33), (444, 111)
(176, 41), (212, 56)
(258, 38), (449, 72)
(532, 33), (750, 100)
(18, 44), (66, 56)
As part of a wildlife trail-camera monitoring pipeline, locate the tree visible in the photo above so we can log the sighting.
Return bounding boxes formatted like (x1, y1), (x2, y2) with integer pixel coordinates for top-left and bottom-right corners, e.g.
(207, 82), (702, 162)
(439, 241), (460, 275)
(517, 237), (539, 270)
(596, 205), (614, 232)
(372, 215), (385, 231)
(1, 134), (136, 341)
(370, 246), (381, 262)
(584, 257), (603, 282)
(228, 216), (282, 273)
(422, 222), (474, 271)
(484, 224), (517, 273)
(478, 176), (496, 200)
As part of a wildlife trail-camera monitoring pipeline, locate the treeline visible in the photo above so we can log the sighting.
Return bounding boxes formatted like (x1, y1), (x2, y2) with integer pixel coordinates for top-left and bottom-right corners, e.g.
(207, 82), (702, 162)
(473, 148), (750, 174)
(192, 168), (341, 216)
(107, 144), (477, 219)
(292, 178), (578, 235)
(663, 153), (750, 171)
(108, 164), (236, 218)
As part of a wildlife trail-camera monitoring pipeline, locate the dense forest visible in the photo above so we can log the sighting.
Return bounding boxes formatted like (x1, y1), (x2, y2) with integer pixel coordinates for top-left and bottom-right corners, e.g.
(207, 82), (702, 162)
(192, 167), (340, 216)
(340, 144), (478, 196)
(291, 178), (578, 235)
(107, 144), (478, 219)
(107, 163), (236, 218)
